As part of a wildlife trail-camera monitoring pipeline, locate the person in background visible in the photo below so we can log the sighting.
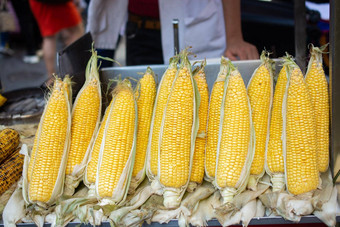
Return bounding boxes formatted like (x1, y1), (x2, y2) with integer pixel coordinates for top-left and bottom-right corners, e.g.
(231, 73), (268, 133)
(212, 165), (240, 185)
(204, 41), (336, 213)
(87, 0), (259, 67)
(29, 0), (84, 87)
(11, 0), (42, 64)
(86, 0), (127, 68)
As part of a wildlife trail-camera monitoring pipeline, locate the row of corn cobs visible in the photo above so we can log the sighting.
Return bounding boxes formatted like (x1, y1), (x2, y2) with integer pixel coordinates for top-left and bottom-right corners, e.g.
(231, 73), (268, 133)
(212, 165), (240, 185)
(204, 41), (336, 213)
(3, 45), (334, 227)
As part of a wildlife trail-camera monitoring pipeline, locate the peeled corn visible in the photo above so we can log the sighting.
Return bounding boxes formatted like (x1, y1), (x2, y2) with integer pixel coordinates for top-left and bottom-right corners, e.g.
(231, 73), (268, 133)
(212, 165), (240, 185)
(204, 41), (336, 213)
(305, 45), (329, 173)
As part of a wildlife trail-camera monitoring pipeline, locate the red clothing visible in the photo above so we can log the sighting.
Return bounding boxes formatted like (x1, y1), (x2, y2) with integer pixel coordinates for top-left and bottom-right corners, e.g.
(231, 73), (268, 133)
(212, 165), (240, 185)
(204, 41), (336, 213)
(29, 0), (82, 37)
(128, 0), (159, 19)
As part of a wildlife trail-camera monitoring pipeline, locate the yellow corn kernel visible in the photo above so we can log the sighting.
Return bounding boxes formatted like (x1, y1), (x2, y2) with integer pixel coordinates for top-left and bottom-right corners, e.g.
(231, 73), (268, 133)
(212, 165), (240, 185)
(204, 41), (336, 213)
(66, 78), (101, 175)
(159, 66), (194, 188)
(150, 59), (178, 177)
(267, 66), (287, 174)
(285, 67), (319, 195)
(190, 68), (209, 184)
(97, 86), (136, 198)
(29, 79), (69, 203)
(216, 70), (251, 190)
(27, 125), (39, 183)
(248, 64), (272, 176)
(305, 47), (329, 173)
(133, 69), (156, 178)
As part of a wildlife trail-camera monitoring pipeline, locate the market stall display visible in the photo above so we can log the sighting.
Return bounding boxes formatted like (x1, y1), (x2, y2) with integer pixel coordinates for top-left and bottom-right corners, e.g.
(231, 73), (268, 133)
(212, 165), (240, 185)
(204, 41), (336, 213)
(0, 45), (337, 227)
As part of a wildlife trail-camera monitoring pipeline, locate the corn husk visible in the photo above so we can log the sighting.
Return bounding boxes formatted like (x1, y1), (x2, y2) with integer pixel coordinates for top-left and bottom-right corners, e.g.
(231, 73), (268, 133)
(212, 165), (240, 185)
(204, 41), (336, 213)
(3, 180), (25, 227)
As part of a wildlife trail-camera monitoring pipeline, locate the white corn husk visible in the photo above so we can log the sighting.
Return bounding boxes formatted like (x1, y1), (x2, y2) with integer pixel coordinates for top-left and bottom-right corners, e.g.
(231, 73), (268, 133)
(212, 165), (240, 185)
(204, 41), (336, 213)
(150, 181), (216, 226)
(214, 61), (255, 204)
(188, 191), (222, 226)
(0, 181), (17, 215)
(157, 51), (200, 209)
(204, 57), (229, 183)
(21, 78), (71, 211)
(63, 50), (102, 197)
(3, 180), (26, 227)
(247, 51), (274, 191)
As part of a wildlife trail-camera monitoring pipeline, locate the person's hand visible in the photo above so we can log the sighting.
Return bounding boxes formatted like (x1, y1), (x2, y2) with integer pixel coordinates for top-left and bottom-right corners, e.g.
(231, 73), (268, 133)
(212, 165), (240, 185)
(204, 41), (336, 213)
(225, 39), (259, 60)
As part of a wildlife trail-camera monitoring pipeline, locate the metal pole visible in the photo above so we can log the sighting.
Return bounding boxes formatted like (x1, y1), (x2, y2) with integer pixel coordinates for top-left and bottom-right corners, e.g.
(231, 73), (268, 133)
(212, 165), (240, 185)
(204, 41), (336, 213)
(294, 0), (307, 73)
(330, 0), (340, 180)
(173, 19), (179, 56)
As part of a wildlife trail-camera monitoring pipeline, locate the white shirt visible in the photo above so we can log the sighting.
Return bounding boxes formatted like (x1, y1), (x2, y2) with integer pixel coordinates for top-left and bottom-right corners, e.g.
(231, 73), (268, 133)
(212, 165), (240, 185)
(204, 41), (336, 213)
(86, 0), (128, 50)
(159, 0), (226, 64)
(87, 0), (226, 64)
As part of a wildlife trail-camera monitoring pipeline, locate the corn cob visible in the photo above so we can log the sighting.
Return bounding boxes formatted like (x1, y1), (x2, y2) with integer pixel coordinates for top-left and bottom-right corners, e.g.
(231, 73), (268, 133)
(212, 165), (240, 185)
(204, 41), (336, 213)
(83, 101), (112, 196)
(64, 51), (102, 196)
(305, 45), (329, 173)
(158, 51), (198, 208)
(188, 61), (209, 191)
(283, 61), (319, 195)
(247, 51), (273, 190)
(96, 79), (137, 202)
(28, 76), (71, 186)
(205, 57), (229, 181)
(146, 56), (179, 180)
(130, 68), (156, 191)
(0, 148), (24, 196)
(25, 78), (71, 204)
(216, 61), (254, 204)
(0, 128), (20, 164)
(266, 60), (289, 192)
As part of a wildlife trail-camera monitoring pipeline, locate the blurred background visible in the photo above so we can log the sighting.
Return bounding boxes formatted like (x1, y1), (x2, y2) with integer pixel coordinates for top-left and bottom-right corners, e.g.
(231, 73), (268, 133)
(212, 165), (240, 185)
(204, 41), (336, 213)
(0, 0), (330, 92)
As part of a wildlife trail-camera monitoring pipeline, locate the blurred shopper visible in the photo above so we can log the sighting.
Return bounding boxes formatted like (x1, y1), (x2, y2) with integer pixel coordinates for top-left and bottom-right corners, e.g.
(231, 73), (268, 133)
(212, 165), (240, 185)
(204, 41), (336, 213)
(11, 0), (42, 64)
(87, 0), (259, 67)
(29, 0), (84, 87)
(86, 0), (126, 67)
